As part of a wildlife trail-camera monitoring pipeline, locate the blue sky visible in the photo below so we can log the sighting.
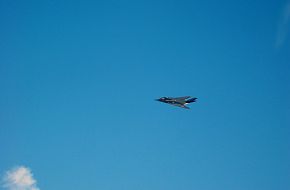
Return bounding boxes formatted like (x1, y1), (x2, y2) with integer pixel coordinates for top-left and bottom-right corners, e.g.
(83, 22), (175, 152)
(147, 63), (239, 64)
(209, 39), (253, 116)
(0, 0), (289, 189)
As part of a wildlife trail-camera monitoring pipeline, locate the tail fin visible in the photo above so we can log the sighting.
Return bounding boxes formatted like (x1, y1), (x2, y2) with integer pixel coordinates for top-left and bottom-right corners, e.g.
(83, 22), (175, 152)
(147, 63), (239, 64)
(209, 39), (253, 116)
(186, 98), (197, 103)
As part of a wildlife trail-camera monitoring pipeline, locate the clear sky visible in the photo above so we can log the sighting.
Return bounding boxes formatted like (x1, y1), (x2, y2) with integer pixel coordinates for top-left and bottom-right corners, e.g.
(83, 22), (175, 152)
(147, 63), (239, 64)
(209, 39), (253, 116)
(0, 0), (289, 189)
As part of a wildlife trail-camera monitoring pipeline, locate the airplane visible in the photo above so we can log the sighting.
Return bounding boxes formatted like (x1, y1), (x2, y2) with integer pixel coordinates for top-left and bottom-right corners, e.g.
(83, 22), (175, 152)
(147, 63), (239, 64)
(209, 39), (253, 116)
(156, 96), (197, 109)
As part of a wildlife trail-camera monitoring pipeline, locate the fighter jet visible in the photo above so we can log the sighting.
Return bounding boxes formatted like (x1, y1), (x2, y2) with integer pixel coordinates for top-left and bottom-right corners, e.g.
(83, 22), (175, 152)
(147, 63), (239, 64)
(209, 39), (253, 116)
(156, 96), (197, 109)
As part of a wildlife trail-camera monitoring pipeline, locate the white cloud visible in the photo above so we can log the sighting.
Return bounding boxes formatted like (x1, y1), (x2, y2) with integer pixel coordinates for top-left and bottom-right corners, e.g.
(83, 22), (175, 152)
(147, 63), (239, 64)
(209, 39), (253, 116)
(2, 166), (40, 190)
(276, 1), (290, 47)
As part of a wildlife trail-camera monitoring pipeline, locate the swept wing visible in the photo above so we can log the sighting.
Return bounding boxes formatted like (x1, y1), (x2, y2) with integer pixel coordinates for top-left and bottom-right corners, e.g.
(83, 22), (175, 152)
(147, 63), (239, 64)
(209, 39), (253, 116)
(167, 102), (190, 109)
(170, 96), (191, 101)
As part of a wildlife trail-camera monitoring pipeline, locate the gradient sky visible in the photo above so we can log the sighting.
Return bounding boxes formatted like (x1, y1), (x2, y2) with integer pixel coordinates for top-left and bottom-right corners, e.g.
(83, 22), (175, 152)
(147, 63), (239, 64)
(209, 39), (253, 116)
(0, 0), (289, 189)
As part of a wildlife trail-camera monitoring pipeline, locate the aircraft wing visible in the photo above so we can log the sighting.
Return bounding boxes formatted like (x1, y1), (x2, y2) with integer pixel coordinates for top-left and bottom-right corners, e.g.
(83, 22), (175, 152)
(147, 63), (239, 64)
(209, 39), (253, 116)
(172, 96), (191, 101)
(168, 102), (190, 109)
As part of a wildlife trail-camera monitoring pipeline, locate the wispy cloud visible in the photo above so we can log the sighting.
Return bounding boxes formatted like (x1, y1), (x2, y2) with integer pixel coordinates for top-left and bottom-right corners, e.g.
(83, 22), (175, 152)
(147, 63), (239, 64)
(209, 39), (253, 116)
(276, 1), (290, 47)
(2, 166), (40, 190)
